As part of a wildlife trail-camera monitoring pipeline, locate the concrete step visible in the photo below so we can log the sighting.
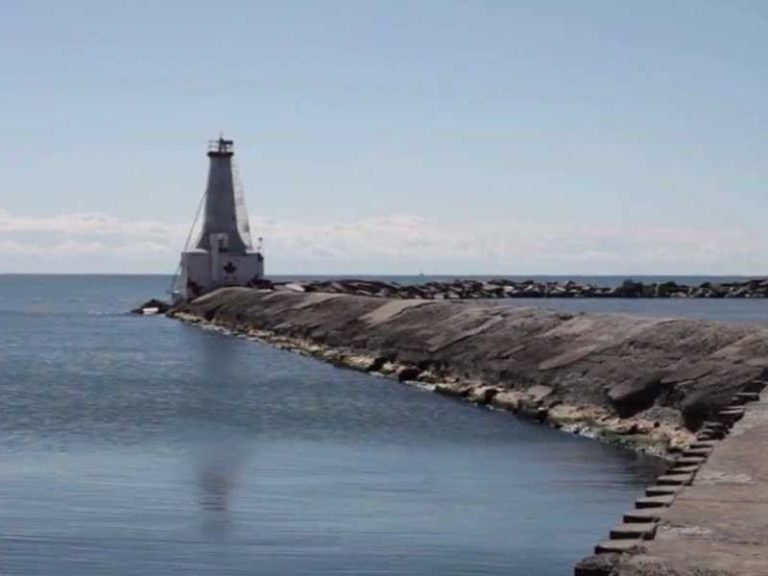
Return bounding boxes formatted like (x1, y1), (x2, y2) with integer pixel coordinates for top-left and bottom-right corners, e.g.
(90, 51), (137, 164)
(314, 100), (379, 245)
(722, 404), (746, 412)
(698, 430), (726, 440)
(683, 447), (714, 458)
(674, 456), (706, 466)
(657, 473), (694, 486)
(610, 521), (657, 540)
(636, 494), (675, 509)
(624, 509), (664, 523)
(595, 538), (644, 554)
(734, 391), (760, 404)
(646, 484), (683, 497)
(700, 420), (726, 430)
(744, 380), (767, 393)
(667, 464), (700, 475)
(718, 407), (745, 420)
(698, 425), (727, 435)
(689, 440), (717, 449)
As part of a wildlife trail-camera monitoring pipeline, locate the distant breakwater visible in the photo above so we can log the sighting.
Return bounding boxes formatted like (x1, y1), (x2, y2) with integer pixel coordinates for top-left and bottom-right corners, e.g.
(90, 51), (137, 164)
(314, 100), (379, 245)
(254, 277), (768, 300)
(169, 287), (768, 457)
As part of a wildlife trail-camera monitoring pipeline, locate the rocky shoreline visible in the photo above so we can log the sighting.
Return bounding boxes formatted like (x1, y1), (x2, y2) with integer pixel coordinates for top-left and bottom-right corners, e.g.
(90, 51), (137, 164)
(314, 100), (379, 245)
(254, 277), (768, 300)
(167, 287), (768, 457)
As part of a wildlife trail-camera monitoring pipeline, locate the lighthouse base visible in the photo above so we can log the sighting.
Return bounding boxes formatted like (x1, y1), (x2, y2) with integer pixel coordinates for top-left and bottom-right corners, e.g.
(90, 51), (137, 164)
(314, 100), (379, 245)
(179, 249), (265, 301)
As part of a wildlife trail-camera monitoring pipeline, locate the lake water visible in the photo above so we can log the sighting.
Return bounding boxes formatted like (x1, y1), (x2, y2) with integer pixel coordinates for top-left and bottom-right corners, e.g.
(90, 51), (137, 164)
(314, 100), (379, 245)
(0, 274), (718, 576)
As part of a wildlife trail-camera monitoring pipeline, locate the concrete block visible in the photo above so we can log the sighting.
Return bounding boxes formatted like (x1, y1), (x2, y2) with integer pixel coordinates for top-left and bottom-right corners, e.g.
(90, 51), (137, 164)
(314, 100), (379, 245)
(595, 538), (643, 554)
(635, 494), (675, 508)
(700, 420), (726, 430)
(610, 521), (657, 540)
(646, 484), (683, 497)
(718, 407), (745, 420)
(743, 379), (767, 393)
(666, 464), (700, 474)
(683, 447), (713, 458)
(673, 456), (706, 466)
(657, 473), (694, 486)
(689, 440), (717, 449)
(624, 509), (664, 523)
(734, 391), (760, 403)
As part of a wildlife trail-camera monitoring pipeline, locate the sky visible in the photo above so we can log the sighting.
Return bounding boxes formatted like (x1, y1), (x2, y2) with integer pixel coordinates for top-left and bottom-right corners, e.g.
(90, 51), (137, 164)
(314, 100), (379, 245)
(1, 0), (766, 275)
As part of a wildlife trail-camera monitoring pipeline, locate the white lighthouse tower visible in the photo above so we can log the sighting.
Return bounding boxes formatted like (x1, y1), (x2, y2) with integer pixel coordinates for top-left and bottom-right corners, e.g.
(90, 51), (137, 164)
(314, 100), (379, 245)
(176, 137), (265, 301)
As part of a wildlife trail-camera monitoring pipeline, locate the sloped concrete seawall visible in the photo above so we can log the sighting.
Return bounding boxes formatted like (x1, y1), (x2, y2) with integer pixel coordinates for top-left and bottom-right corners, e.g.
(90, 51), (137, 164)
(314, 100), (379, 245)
(170, 287), (768, 455)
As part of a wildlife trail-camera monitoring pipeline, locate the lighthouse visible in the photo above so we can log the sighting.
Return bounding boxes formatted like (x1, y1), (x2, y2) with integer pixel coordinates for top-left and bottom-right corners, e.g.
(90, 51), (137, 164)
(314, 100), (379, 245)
(176, 137), (265, 301)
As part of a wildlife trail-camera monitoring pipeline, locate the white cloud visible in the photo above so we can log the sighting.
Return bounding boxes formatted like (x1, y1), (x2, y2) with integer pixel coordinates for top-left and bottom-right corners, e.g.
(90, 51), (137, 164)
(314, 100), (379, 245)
(0, 208), (763, 275)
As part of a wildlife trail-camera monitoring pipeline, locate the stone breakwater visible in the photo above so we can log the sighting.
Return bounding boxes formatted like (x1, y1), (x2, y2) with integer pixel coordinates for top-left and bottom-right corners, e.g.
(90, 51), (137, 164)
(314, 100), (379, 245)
(169, 287), (768, 456)
(254, 277), (768, 300)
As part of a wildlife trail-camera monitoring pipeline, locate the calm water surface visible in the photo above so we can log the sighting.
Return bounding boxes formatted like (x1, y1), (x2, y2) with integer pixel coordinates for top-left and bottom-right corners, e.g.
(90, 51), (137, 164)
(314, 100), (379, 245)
(0, 275), (674, 575)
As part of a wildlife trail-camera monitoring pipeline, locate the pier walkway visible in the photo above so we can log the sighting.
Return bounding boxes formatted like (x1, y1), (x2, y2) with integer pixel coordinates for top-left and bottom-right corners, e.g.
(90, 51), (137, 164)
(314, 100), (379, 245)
(580, 389), (768, 576)
(642, 391), (768, 575)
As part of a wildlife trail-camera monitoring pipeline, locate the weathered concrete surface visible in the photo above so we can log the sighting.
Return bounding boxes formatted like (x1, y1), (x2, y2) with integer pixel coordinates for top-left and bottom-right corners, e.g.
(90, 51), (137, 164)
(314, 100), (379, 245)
(170, 287), (768, 453)
(578, 392), (768, 576)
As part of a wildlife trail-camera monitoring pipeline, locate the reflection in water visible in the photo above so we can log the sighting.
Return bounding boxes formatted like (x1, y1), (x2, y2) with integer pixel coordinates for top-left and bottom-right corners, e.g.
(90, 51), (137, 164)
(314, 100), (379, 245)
(193, 433), (250, 538)
(199, 457), (234, 512)
(191, 335), (253, 537)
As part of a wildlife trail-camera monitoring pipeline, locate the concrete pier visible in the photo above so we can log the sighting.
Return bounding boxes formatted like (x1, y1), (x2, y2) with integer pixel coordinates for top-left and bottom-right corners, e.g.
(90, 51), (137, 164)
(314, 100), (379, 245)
(577, 388), (768, 576)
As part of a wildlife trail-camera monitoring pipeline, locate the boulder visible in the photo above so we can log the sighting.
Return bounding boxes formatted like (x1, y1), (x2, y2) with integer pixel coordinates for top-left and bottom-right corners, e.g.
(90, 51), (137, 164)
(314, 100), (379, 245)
(656, 281), (678, 297)
(396, 366), (422, 382)
(342, 355), (380, 372)
(467, 386), (499, 405)
(491, 391), (523, 411)
(607, 376), (663, 417)
(434, 382), (470, 398)
(616, 279), (644, 298)
(526, 384), (553, 404)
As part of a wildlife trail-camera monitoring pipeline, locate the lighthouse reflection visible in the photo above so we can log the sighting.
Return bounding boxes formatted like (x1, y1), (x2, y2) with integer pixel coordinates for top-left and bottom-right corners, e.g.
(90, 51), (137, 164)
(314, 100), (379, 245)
(195, 434), (246, 513)
(193, 432), (249, 538)
(185, 327), (257, 537)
